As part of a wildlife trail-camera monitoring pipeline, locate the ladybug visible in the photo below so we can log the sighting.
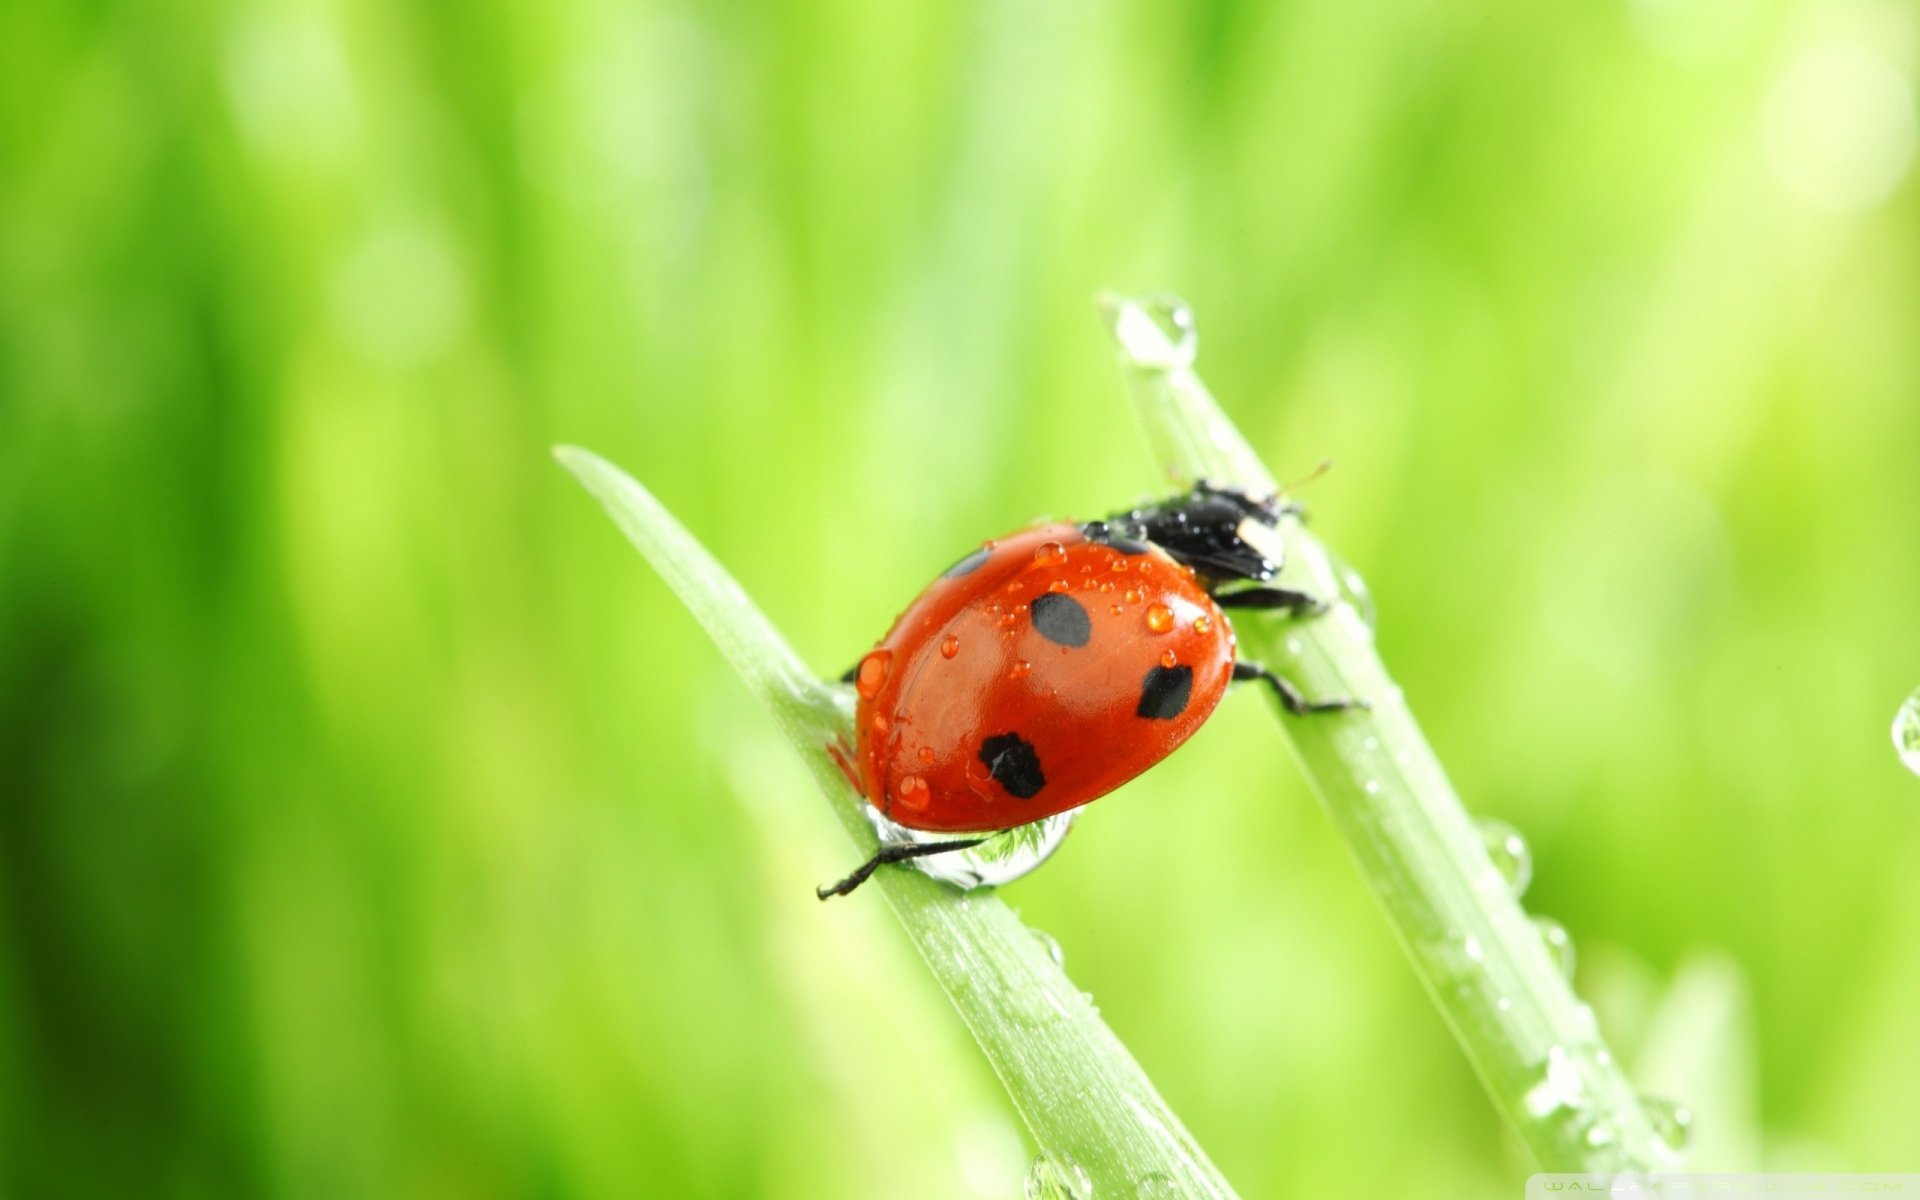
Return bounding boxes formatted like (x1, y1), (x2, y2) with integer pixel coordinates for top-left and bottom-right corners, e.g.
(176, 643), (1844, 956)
(819, 482), (1361, 899)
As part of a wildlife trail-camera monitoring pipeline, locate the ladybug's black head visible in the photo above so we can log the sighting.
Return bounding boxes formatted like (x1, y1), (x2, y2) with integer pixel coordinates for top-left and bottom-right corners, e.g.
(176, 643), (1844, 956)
(1085, 482), (1289, 585)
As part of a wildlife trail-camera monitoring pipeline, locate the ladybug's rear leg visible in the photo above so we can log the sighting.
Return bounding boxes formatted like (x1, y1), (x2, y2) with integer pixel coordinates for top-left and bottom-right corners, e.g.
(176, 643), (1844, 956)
(816, 838), (988, 900)
(1232, 661), (1366, 716)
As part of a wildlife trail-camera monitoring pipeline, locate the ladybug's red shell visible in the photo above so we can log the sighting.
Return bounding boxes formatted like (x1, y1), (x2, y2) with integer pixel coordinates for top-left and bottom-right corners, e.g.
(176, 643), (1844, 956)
(851, 523), (1236, 833)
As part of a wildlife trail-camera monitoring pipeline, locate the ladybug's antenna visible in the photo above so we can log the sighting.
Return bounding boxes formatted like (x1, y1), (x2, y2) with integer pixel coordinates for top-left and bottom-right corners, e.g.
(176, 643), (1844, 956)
(1278, 458), (1333, 496)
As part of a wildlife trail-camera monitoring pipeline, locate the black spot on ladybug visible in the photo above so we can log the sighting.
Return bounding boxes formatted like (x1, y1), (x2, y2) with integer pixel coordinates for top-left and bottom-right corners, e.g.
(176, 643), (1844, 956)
(944, 547), (991, 577)
(979, 733), (1045, 798)
(1030, 593), (1091, 648)
(1136, 665), (1193, 720)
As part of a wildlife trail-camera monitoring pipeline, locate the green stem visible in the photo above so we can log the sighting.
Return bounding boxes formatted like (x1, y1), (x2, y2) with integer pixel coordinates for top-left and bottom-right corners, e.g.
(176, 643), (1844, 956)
(1098, 292), (1673, 1170)
(556, 446), (1236, 1199)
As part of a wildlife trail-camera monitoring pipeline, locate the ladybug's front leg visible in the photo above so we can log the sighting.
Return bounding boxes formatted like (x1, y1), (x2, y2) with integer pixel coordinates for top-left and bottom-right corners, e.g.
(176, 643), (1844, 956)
(1231, 661), (1366, 716)
(816, 838), (988, 900)
(1214, 586), (1328, 616)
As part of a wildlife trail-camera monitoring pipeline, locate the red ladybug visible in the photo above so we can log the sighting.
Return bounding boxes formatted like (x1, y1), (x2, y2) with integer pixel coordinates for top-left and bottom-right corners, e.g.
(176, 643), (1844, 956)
(819, 483), (1360, 898)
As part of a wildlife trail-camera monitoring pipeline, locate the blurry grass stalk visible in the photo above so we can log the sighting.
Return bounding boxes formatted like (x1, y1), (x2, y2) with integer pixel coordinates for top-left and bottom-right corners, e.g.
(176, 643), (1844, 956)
(555, 447), (1238, 1199)
(1099, 291), (1675, 1171)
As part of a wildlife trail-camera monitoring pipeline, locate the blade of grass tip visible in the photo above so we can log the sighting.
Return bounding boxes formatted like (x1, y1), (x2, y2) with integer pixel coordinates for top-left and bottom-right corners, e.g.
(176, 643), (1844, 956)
(1095, 293), (1675, 1171)
(554, 445), (1240, 1199)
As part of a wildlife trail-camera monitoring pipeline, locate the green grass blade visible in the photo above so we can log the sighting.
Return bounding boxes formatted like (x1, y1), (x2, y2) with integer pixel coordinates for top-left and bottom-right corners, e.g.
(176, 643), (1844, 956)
(555, 445), (1239, 1199)
(1098, 293), (1675, 1170)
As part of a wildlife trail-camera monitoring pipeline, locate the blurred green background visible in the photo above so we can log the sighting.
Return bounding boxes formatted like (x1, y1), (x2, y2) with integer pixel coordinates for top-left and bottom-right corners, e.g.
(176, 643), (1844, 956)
(4, 0), (1919, 1193)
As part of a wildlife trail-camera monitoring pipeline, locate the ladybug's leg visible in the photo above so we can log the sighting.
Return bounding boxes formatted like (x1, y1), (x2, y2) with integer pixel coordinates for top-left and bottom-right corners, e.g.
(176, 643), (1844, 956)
(1232, 660), (1366, 716)
(816, 838), (988, 901)
(1214, 586), (1328, 617)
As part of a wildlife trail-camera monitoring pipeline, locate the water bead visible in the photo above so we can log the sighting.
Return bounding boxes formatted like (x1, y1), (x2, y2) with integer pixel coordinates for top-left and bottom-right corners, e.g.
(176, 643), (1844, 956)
(1893, 686), (1920, 776)
(855, 649), (891, 699)
(1476, 817), (1533, 898)
(1533, 916), (1576, 979)
(1025, 1152), (1093, 1200)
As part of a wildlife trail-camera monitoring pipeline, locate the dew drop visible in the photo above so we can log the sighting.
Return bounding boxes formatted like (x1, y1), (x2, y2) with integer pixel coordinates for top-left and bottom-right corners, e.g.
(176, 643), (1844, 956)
(862, 802), (1077, 890)
(1048, 579), (1072, 594)
(940, 635), (960, 659)
(1009, 660), (1032, 680)
(1522, 1044), (1586, 1118)
(1192, 614), (1211, 634)
(1893, 687), (1920, 776)
(1327, 548), (1378, 632)
(1583, 1120), (1618, 1149)
(1161, 649), (1178, 668)
(1035, 541), (1068, 567)
(1133, 1174), (1179, 1199)
(918, 746), (936, 764)
(1476, 818), (1534, 898)
(854, 649), (892, 700)
(1533, 916), (1576, 979)
(1125, 589), (1142, 604)
(1642, 1095), (1694, 1152)
(1025, 1152), (1093, 1200)
(1030, 928), (1066, 967)
(1145, 604), (1174, 633)
(1106, 292), (1197, 371)
(1099, 581), (1114, 593)
(1110, 604), (1125, 616)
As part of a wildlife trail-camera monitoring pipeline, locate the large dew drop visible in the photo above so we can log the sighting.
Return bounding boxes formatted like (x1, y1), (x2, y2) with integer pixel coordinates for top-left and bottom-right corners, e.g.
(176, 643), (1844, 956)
(1477, 817), (1534, 898)
(1104, 293), (1197, 371)
(1893, 687), (1920, 776)
(1025, 1151), (1094, 1200)
(861, 804), (1079, 891)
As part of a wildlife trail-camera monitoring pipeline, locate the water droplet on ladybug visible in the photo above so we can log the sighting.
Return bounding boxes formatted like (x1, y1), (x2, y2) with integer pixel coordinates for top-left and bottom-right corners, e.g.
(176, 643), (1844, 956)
(1009, 660), (1032, 680)
(1034, 541), (1067, 567)
(1125, 589), (1142, 604)
(1110, 558), (1128, 573)
(1047, 579), (1071, 594)
(870, 711), (890, 735)
(940, 635), (960, 659)
(1145, 603), (1174, 633)
(1193, 613), (1211, 634)
(854, 649), (891, 699)
(1099, 582), (1114, 593)
(1109, 604), (1124, 616)
(1161, 650), (1178, 668)
(918, 746), (936, 764)
(896, 775), (929, 812)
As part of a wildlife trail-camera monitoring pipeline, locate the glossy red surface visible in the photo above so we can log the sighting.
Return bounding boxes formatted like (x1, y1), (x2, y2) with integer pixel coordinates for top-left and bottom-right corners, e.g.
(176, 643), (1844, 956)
(852, 523), (1235, 833)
